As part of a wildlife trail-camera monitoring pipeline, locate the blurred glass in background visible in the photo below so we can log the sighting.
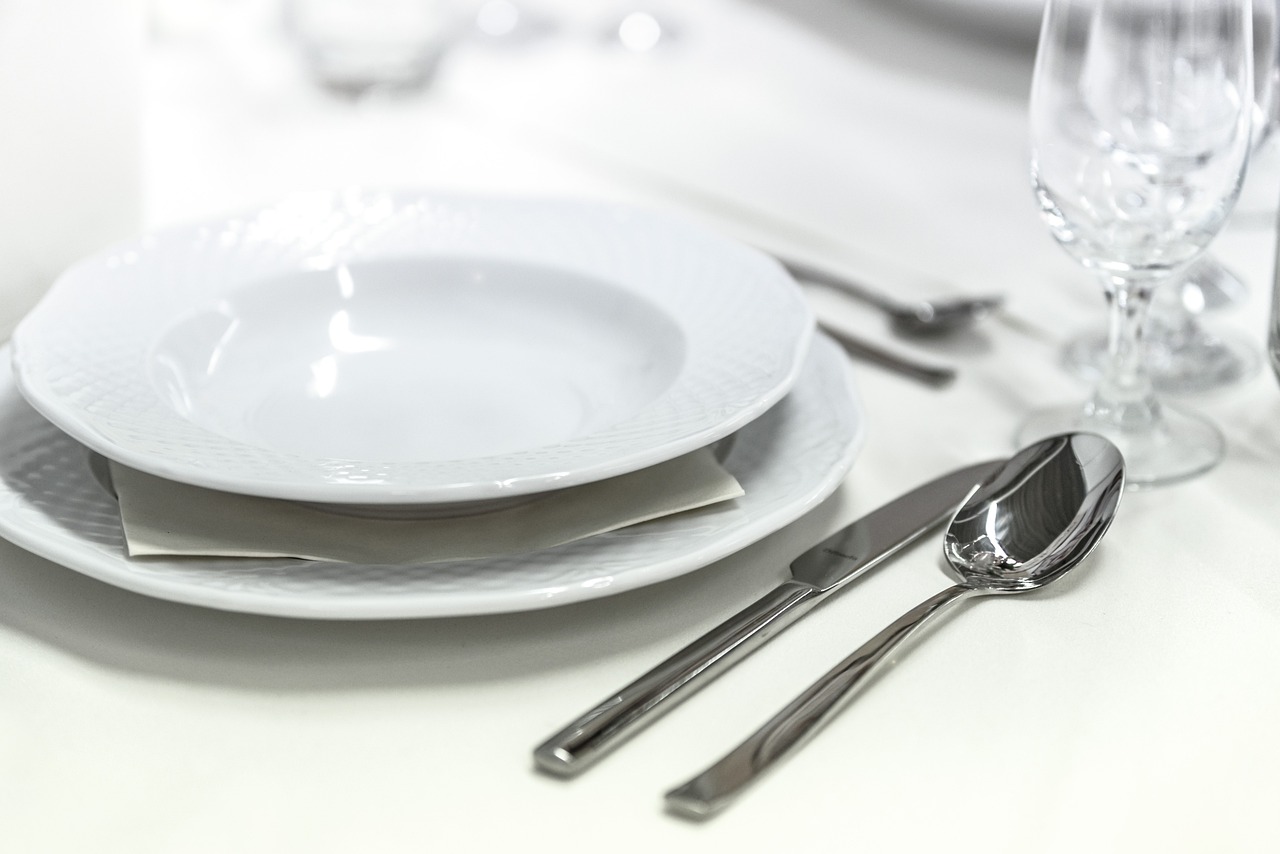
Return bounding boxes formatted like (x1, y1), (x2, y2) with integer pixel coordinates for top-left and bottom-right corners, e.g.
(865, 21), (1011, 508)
(1272, 223), (1280, 385)
(286, 0), (464, 96)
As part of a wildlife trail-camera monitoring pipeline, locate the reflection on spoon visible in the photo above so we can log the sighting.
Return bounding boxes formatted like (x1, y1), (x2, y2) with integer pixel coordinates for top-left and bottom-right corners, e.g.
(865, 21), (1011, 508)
(665, 432), (1125, 819)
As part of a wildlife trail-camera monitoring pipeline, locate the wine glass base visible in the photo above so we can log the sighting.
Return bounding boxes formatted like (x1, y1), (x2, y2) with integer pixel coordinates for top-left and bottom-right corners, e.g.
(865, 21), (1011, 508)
(1015, 403), (1224, 488)
(1062, 327), (1261, 394)
(1179, 254), (1249, 311)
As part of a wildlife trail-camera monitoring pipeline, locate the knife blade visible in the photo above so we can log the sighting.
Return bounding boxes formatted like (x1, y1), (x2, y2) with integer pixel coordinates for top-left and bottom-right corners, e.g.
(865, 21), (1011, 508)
(532, 458), (1003, 777)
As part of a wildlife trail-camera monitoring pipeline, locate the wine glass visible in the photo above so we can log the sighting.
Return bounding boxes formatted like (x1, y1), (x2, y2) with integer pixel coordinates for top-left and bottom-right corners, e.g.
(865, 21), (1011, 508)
(1059, 0), (1276, 395)
(1020, 0), (1254, 486)
(1060, 261), (1263, 394)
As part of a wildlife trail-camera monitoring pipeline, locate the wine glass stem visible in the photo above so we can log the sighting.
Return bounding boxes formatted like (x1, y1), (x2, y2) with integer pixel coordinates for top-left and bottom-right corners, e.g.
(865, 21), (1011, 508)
(1091, 277), (1162, 430)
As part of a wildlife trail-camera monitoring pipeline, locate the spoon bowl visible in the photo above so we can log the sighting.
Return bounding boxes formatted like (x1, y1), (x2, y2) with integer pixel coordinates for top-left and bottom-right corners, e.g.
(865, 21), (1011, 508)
(943, 431), (1126, 592)
(666, 432), (1125, 819)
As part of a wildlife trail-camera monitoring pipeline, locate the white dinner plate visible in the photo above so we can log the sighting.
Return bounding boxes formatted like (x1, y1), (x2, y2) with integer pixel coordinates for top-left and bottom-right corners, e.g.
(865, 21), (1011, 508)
(0, 335), (863, 619)
(11, 189), (813, 504)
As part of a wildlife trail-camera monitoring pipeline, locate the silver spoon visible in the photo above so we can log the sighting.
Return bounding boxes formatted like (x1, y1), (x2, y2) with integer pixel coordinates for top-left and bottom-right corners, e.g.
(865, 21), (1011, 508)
(777, 255), (1004, 337)
(665, 431), (1125, 819)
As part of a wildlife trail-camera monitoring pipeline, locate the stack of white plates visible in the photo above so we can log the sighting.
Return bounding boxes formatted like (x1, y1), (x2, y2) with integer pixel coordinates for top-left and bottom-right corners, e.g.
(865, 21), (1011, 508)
(0, 190), (866, 618)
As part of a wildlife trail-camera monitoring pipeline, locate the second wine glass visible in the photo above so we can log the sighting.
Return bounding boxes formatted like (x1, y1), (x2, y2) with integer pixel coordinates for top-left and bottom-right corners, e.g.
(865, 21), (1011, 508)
(1020, 0), (1255, 486)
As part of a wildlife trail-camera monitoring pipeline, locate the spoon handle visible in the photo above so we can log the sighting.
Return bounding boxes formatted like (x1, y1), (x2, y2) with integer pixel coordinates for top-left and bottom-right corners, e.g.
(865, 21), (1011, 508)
(665, 583), (977, 819)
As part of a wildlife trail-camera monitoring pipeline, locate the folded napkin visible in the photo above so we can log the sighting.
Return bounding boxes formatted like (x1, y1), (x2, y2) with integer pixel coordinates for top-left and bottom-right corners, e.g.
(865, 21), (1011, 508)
(111, 447), (743, 565)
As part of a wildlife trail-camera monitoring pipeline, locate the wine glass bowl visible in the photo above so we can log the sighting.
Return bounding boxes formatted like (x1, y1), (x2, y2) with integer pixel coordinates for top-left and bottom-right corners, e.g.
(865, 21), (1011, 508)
(1032, 14), (1249, 277)
(1020, 0), (1255, 486)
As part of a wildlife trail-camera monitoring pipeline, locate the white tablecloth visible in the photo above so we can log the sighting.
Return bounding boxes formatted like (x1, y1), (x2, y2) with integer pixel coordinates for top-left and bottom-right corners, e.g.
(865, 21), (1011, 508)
(4, 1), (1280, 851)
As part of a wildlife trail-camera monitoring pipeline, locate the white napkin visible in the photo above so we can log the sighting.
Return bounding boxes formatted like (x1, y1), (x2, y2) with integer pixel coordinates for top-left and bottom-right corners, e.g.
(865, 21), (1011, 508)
(111, 447), (742, 565)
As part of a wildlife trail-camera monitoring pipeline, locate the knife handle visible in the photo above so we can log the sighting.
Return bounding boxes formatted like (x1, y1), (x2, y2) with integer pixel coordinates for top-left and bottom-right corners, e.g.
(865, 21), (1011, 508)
(533, 579), (821, 777)
(818, 322), (956, 388)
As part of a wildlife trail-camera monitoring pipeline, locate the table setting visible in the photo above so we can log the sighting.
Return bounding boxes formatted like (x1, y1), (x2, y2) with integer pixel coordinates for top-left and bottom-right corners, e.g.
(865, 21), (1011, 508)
(3, 0), (1280, 851)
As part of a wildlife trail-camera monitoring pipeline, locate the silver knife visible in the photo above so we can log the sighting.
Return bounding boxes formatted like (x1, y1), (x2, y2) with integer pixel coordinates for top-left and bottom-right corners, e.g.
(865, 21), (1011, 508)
(532, 458), (1003, 777)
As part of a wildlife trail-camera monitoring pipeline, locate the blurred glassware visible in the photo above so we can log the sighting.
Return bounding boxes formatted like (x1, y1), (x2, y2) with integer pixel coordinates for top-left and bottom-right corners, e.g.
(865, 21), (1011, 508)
(1061, 0), (1278, 394)
(600, 4), (681, 53)
(1271, 223), (1280, 385)
(1020, 0), (1254, 486)
(287, 0), (462, 96)
(475, 0), (521, 37)
(1232, 0), (1280, 224)
(470, 0), (557, 44)
(1062, 258), (1263, 394)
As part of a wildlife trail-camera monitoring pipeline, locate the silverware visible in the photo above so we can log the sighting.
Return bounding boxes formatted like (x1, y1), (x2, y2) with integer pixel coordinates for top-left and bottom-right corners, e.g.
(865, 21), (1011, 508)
(818, 321), (956, 388)
(666, 432), (1125, 819)
(533, 458), (1003, 777)
(779, 255), (1003, 337)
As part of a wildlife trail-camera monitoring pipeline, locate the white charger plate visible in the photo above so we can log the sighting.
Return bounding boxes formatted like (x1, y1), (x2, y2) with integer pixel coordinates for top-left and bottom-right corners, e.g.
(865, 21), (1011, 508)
(0, 335), (863, 619)
(11, 190), (813, 504)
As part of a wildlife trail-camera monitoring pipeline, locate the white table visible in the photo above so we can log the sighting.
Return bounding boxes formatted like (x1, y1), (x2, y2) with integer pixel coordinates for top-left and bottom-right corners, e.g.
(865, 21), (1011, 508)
(4, 1), (1280, 850)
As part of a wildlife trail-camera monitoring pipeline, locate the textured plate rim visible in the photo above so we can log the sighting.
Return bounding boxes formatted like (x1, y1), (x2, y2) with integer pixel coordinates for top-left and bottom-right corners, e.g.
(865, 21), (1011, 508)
(0, 336), (863, 619)
(11, 190), (814, 504)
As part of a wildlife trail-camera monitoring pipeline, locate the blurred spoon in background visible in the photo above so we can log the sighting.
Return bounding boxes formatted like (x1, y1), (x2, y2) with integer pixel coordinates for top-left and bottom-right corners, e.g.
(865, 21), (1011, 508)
(779, 255), (1004, 337)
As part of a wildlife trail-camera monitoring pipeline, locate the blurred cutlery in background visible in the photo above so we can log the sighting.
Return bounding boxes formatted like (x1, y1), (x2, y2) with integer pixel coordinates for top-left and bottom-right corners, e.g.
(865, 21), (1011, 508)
(817, 321), (957, 388)
(778, 254), (1004, 338)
